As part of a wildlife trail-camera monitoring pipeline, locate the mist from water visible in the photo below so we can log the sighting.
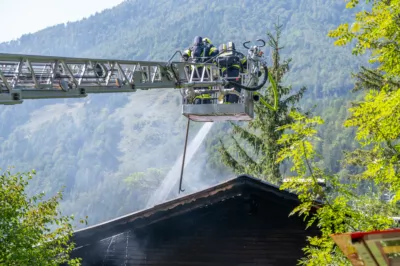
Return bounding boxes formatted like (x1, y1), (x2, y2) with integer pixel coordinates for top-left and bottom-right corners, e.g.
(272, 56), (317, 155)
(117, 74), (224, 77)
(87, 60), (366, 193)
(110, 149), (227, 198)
(146, 122), (214, 208)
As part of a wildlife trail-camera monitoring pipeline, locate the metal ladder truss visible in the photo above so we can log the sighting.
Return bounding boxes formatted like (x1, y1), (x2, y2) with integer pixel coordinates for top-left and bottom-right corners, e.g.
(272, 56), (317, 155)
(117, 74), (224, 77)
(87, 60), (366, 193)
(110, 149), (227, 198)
(178, 63), (233, 103)
(0, 53), (225, 105)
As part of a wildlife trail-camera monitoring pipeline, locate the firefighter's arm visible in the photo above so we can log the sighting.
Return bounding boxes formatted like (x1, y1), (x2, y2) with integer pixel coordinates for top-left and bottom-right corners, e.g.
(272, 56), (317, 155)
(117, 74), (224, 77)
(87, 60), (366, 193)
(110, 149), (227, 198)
(240, 55), (248, 69)
(208, 46), (219, 57)
(182, 48), (191, 61)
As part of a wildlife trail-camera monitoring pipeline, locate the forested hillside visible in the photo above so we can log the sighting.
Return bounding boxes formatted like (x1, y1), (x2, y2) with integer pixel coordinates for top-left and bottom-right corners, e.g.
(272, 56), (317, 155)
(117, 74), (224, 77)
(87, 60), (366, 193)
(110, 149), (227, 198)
(0, 0), (369, 227)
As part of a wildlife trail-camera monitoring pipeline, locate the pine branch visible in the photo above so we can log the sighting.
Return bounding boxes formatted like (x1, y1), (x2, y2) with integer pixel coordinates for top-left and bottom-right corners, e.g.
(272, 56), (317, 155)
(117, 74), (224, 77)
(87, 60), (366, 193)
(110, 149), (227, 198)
(282, 87), (307, 106)
(218, 139), (246, 173)
(231, 136), (259, 170)
(267, 32), (278, 48)
(353, 66), (400, 92)
(363, 66), (385, 80)
(353, 68), (384, 91)
(231, 123), (264, 154)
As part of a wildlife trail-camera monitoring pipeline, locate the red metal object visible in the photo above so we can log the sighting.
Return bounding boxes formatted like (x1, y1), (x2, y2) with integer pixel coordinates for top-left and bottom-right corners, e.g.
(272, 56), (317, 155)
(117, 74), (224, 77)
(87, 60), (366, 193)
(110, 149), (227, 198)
(331, 228), (400, 266)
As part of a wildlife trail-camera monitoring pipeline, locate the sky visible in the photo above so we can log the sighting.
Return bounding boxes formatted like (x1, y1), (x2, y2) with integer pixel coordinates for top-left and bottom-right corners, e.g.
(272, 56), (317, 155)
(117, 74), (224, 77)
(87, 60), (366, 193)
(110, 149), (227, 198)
(0, 0), (125, 43)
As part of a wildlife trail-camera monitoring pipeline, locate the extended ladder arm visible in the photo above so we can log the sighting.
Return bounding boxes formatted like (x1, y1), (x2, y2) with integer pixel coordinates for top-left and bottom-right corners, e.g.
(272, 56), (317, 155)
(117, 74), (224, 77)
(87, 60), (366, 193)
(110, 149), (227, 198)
(0, 38), (274, 108)
(0, 53), (227, 105)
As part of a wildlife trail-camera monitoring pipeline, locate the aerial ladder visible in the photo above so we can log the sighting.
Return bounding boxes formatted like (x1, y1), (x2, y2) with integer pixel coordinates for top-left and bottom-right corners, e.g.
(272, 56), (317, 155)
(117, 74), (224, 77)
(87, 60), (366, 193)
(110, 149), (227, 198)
(0, 39), (278, 192)
(0, 39), (277, 121)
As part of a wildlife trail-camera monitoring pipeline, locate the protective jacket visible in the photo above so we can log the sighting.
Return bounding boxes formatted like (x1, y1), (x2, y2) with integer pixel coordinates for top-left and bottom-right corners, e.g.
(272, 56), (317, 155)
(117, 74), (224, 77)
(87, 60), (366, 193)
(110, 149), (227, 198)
(215, 42), (247, 104)
(216, 43), (247, 76)
(182, 36), (218, 63)
(182, 37), (219, 104)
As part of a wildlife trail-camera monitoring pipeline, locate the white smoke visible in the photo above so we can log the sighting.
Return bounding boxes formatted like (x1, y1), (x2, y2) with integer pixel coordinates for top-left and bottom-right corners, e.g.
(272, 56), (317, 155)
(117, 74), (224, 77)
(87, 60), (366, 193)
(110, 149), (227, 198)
(146, 122), (213, 208)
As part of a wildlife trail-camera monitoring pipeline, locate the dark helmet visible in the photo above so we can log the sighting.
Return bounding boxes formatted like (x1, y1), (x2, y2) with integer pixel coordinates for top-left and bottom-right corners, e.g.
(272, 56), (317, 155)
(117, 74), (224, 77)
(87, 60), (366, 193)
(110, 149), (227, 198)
(193, 36), (203, 45)
(227, 41), (236, 51)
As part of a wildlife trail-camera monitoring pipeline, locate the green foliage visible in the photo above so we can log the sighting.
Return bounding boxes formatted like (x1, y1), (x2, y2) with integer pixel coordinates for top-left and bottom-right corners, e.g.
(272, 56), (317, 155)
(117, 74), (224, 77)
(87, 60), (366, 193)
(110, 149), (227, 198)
(329, 0), (400, 199)
(328, 0), (400, 78)
(0, 168), (83, 265)
(219, 23), (306, 183)
(124, 167), (166, 189)
(276, 0), (400, 264)
(276, 112), (397, 265)
(277, 111), (324, 181)
(343, 74), (400, 200)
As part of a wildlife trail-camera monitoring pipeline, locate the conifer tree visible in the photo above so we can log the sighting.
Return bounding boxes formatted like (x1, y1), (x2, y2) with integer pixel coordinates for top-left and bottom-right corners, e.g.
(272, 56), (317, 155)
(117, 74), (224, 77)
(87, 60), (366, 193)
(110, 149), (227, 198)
(219, 22), (306, 183)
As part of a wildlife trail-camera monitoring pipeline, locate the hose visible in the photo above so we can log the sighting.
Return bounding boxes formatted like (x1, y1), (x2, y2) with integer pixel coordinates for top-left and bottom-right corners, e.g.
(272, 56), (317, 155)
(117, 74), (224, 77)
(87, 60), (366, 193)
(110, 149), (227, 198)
(253, 71), (279, 111)
(227, 64), (269, 91)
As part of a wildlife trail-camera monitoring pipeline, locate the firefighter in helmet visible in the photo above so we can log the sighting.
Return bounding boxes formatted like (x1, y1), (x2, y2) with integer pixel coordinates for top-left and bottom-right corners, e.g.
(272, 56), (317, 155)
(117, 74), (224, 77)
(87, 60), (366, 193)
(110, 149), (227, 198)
(215, 41), (247, 103)
(202, 37), (219, 60)
(181, 36), (218, 63)
(182, 36), (219, 104)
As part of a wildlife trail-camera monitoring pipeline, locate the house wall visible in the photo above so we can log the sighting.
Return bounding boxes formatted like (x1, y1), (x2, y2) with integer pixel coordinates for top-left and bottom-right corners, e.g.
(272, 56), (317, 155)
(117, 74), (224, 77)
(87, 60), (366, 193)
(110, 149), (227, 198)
(74, 193), (319, 266)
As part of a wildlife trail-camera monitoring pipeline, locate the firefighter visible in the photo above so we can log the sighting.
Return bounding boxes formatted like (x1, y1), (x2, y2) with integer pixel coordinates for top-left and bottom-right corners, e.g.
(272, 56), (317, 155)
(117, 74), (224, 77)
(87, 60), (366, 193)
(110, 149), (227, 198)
(181, 36), (218, 63)
(216, 41), (247, 103)
(202, 37), (219, 61)
(182, 36), (219, 104)
(195, 37), (219, 104)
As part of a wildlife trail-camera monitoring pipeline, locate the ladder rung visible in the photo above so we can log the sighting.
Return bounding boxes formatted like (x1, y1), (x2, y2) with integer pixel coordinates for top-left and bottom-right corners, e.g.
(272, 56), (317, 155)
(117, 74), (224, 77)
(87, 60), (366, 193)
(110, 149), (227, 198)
(0, 53), (177, 91)
(0, 53), (226, 104)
